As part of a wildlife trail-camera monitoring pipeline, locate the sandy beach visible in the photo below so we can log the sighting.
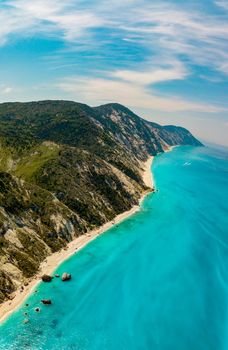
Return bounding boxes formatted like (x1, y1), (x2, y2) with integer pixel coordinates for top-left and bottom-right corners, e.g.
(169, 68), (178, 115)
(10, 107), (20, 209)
(142, 156), (154, 188)
(0, 156), (154, 324)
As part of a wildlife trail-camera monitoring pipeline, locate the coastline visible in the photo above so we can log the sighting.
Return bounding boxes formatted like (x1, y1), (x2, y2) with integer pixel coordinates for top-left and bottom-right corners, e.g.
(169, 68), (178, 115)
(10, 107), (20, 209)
(0, 156), (154, 324)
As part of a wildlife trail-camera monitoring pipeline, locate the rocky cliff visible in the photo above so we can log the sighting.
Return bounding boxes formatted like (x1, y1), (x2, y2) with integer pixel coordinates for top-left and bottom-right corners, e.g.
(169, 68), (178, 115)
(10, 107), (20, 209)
(0, 100), (202, 302)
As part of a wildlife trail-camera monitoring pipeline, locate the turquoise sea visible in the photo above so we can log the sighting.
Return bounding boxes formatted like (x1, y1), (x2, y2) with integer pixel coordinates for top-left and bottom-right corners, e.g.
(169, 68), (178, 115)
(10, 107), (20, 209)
(0, 145), (228, 350)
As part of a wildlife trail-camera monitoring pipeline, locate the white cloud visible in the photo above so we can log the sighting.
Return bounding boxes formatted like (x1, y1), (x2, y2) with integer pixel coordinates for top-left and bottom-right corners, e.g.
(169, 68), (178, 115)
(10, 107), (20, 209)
(0, 4), (35, 45)
(215, 0), (228, 10)
(0, 84), (13, 94)
(1, 0), (228, 77)
(0, 0), (102, 44)
(57, 76), (225, 113)
(117, 3), (228, 76)
(1, 0), (228, 119)
(110, 61), (188, 86)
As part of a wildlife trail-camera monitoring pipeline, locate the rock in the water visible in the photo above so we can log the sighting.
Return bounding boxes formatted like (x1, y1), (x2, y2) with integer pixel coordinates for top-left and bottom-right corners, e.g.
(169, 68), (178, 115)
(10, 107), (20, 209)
(41, 274), (53, 282)
(41, 299), (52, 305)
(61, 273), (71, 281)
(35, 307), (40, 312)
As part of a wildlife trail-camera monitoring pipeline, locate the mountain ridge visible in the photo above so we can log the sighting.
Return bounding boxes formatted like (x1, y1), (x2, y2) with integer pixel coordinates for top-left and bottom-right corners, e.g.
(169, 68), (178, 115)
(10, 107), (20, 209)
(0, 100), (202, 303)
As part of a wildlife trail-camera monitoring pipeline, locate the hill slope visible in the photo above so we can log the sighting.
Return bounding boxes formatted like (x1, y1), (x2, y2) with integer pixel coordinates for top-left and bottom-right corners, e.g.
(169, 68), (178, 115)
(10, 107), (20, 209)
(0, 100), (202, 302)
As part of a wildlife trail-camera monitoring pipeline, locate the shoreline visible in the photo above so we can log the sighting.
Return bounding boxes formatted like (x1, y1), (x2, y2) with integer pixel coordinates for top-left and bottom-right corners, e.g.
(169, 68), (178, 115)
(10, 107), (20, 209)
(0, 156), (154, 324)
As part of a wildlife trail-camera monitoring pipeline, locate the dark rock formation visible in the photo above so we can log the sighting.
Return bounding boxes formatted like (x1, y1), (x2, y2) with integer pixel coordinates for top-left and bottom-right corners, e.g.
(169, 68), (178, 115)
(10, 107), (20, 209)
(41, 275), (53, 283)
(41, 299), (52, 305)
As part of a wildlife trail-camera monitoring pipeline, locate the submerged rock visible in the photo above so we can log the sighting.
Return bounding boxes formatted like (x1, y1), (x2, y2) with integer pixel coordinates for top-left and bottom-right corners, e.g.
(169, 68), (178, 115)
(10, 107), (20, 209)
(61, 273), (71, 281)
(41, 299), (52, 305)
(41, 274), (53, 282)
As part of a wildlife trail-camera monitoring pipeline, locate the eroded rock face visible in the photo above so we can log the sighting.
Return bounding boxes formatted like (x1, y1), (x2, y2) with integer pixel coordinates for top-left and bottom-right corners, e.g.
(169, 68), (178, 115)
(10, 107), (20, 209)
(0, 173), (87, 302)
(0, 271), (16, 303)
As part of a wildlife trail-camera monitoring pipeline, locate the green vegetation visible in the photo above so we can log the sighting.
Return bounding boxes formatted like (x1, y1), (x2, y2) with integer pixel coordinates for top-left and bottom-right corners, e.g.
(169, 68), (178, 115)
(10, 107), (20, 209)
(14, 143), (60, 182)
(0, 142), (15, 172)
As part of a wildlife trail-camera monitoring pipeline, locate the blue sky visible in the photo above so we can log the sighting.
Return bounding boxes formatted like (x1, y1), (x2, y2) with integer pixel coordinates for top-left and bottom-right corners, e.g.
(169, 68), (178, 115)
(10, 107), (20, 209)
(0, 0), (227, 145)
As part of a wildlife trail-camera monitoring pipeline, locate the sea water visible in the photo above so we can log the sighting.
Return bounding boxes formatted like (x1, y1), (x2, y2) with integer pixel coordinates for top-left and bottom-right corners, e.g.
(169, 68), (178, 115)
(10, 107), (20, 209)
(0, 145), (228, 350)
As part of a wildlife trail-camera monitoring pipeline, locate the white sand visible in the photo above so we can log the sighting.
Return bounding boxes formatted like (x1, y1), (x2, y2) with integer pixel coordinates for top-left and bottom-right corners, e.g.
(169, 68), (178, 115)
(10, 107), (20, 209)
(0, 156), (154, 323)
(142, 156), (154, 188)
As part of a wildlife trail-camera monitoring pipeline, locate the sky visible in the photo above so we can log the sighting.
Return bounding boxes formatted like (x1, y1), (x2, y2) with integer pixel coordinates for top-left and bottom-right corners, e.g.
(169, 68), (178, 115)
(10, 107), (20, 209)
(0, 0), (227, 146)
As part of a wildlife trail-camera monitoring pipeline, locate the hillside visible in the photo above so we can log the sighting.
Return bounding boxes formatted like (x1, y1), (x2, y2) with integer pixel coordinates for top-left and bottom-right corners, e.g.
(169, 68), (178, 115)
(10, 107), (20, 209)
(0, 100), (202, 303)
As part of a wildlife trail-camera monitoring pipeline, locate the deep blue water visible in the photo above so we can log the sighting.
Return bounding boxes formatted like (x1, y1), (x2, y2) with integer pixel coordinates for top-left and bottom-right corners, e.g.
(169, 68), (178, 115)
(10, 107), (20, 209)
(0, 145), (228, 350)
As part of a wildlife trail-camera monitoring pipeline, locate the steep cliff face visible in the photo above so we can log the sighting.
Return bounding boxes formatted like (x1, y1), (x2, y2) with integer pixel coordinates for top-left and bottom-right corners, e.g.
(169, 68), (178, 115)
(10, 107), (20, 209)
(0, 100), (202, 302)
(34, 147), (145, 226)
(94, 103), (202, 158)
(0, 172), (88, 302)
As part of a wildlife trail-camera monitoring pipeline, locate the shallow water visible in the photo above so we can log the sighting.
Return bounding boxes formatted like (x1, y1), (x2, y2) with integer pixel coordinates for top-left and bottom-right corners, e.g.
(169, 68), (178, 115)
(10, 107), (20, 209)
(0, 146), (228, 350)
